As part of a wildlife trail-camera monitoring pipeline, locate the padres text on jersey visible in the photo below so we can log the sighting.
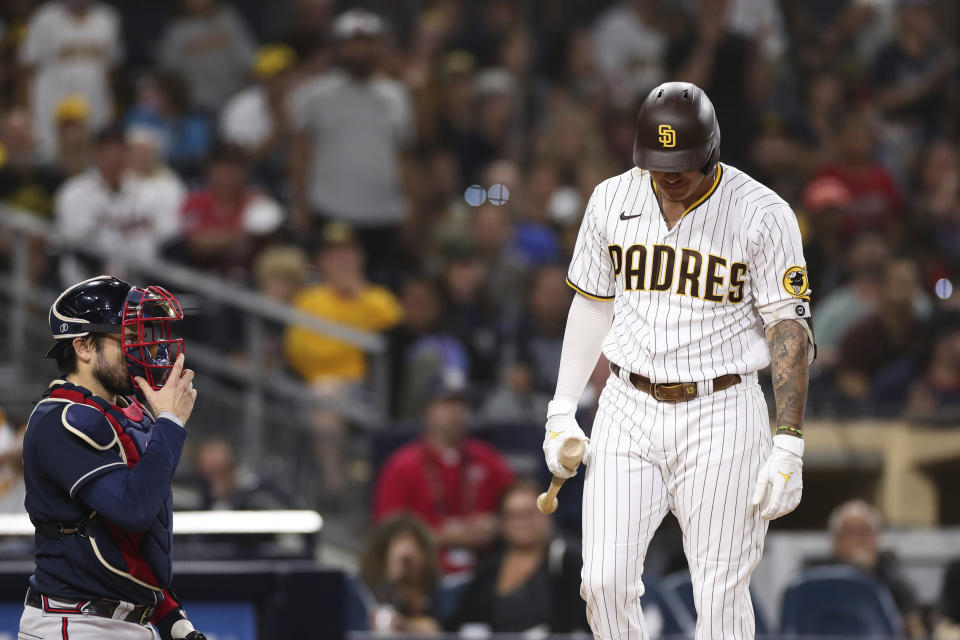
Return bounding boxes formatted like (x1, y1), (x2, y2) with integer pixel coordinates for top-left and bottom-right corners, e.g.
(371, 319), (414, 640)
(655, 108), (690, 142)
(567, 163), (811, 383)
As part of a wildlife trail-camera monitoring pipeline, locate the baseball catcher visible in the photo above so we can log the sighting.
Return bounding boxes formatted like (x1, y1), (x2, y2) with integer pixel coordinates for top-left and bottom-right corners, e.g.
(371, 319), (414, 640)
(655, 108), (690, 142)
(19, 275), (206, 640)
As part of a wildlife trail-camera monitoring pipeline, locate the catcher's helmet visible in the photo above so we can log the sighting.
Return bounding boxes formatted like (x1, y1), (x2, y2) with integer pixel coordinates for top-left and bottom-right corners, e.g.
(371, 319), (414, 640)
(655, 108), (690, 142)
(44, 275), (132, 358)
(44, 275), (185, 391)
(632, 82), (720, 175)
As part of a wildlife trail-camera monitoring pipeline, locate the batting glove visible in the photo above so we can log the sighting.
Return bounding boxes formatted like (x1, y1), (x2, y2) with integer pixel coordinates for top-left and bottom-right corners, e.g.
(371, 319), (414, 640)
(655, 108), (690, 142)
(751, 434), (804, 520)
(543, 398), (588, 479)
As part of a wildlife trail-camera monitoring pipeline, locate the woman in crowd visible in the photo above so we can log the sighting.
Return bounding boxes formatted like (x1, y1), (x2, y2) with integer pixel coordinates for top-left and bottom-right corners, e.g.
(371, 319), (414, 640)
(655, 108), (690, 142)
(360, 514), (442, 634)
(445, 478), (587, 634)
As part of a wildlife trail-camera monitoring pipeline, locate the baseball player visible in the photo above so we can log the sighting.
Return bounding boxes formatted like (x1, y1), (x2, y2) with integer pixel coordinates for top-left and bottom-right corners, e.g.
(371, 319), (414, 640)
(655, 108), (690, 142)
(543, 82), (814, 640)
(20, 276), (206, 640)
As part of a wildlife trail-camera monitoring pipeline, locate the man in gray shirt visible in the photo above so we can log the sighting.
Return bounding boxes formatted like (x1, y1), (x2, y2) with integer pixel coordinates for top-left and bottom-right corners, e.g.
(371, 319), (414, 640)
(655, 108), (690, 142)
(159, 0), (256, 114)
(288, 9), (415, 281)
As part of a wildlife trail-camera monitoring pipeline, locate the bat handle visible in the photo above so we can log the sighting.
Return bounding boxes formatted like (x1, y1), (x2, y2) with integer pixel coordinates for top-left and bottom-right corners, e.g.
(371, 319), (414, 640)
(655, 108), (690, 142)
(537, 477), (565, 515)
(537, 438), (586, 515)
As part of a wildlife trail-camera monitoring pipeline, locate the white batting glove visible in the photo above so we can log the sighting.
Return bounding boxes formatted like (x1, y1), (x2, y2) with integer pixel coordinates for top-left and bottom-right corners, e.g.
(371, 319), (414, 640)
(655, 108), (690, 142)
(543, 398), (588, 479)
(752, 434), (804, 520)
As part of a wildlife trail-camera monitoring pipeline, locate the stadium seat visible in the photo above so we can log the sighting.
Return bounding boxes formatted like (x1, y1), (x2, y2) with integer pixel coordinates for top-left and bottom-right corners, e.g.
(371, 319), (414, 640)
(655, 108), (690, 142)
(640, 574), (695, 636)
(661, 570), (771, 633)
(779, 565), (904, 638)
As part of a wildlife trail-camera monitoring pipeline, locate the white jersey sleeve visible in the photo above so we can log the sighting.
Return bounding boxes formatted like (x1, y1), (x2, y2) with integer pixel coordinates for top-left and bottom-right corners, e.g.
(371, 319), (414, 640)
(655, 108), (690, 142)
(747, 204), (811, 321)
(567, 189), (616, 300)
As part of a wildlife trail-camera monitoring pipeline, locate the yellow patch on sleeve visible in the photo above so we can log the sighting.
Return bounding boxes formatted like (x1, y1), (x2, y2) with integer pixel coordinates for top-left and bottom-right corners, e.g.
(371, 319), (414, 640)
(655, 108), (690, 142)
(782, 266), (810, 299)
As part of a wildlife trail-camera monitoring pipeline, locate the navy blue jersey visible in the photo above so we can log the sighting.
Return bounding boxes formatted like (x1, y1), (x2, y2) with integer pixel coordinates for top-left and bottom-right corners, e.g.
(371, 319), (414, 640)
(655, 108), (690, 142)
(22, 381), (186, 605)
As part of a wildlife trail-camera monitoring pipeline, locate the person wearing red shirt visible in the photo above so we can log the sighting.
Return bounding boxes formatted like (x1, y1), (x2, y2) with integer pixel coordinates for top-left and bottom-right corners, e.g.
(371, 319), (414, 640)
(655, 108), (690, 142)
(373, 387), (514, 574)
(179, 143), (283, 277)
(812, 113), (901, 241)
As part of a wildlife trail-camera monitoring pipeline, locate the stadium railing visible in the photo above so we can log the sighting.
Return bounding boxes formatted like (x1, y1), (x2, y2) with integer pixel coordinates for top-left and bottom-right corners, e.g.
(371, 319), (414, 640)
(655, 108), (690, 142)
(0, 205), (389, 469)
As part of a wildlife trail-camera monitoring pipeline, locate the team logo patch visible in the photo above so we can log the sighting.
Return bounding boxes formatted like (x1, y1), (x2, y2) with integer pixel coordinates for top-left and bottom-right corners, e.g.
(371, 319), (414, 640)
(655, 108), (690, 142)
(59, 322), (69, 333)
(782, 266), (809, 299)
(658, 124), (676, 148)
(795, 305), (805, 317)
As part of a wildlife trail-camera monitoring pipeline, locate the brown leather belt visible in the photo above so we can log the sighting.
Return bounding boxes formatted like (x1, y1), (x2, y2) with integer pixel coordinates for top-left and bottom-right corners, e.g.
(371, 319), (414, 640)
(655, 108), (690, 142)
(25, 586), (154, 626)
(610, 363), (741, 403)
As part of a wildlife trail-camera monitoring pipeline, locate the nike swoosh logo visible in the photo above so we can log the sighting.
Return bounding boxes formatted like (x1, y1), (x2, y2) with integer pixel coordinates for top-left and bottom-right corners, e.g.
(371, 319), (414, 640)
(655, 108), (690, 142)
(619, 211), (641, 220)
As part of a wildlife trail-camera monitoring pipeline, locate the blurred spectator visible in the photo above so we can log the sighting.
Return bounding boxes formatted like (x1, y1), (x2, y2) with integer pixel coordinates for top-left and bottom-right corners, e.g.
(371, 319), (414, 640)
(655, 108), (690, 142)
(288, 9), (415, 281)
(725, 0), (789, 63)
(0, 409), (26, 514)
(872, 0), (957, 136)
(823, 500), (924, 636)
(19, 0), (121, 158)
(908, 139), (960, 285)
(478, 361), (550, 426)
(390, 275), (470, 420)
(445, 479), (587, 633)
(906, 314), (960, 422)
(457, 69), (517, 182)
(666, 0), (768, 170)
(814, 232), (890, 367)
(285, 0), (334, 68)
(812, 112), (902, 241)
(125, 72), (212, 176)
(192, 437), (294, 510)
(248, 244), (307, 369)
(439, 244), (502, 388)
(513, 164), (563, 266)
(835, 258), (930, 410)
(471, 203), (527, 315)
(284, 222), (402, 384)
(360, 514), (442, 634)
(591, 0), (669, 107)
(306, 399), (352, 506)
(178, 143), (282, 277)
(0, 107), (63, 217)
(254, 243), (306, 305)
(159, 0), (256, 114)
(752, 70), (847, 188)
(502, 264), (572, 393)
(55, 126), (181, 284)
(799, 175), (856, 296)
(51, 93), (92, 177)
(935, 558), (960, 639)
(220, 44), (296, 157)
(0, 1), (34, 104)
(373, 386), (514, 574)
(126, 125), (185, 231)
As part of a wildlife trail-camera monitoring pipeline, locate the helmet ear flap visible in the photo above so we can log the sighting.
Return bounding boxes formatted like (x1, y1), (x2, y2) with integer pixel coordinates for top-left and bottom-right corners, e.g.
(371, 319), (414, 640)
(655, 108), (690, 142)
(700, 120), (721, 175)
(701, 145), (720, 175)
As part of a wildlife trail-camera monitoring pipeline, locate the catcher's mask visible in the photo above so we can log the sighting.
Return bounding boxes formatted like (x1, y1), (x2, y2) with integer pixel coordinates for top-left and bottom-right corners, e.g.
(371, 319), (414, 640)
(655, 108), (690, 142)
(121, 286), (184, 391)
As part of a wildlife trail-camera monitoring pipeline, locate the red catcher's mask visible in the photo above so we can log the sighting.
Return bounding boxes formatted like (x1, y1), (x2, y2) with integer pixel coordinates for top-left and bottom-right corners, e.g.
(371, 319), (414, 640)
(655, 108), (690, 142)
(121, 286), (184, 391)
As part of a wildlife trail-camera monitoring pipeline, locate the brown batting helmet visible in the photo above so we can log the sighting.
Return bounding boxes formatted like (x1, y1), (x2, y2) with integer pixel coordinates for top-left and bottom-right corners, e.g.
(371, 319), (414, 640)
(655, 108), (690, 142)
(632, 82), (720, 175)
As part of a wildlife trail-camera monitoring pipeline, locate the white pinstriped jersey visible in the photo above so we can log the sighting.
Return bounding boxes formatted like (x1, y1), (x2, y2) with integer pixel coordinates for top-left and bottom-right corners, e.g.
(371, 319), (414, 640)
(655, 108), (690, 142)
(567, 163), (811, 382)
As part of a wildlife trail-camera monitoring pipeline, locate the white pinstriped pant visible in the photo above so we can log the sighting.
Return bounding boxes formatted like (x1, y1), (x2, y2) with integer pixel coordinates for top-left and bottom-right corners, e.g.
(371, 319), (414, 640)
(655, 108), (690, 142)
(581, 371), (771, 640)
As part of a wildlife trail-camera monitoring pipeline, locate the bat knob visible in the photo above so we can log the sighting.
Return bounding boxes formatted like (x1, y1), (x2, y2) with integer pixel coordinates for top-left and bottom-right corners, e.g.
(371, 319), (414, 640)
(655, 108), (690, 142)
(536, 492), (558, 514)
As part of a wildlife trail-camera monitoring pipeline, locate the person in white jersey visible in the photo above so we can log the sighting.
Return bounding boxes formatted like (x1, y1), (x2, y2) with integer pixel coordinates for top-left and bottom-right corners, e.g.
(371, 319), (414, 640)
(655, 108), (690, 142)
(544, 82), (815, 640)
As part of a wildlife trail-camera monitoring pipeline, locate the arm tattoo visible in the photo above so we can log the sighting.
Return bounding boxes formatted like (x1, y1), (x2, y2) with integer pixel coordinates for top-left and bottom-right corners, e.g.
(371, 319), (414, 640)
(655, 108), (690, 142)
(766, 320), (810, 431)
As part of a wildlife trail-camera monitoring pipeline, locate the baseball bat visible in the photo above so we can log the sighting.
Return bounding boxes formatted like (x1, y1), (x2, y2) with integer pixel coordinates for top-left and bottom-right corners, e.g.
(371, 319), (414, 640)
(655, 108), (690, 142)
(537, 438), (586, 515)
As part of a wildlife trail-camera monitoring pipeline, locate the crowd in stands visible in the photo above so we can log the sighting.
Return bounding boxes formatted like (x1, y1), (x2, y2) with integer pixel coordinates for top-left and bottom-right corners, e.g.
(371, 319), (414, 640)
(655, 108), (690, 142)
(0, 0), (957, 424)
(1, 0), (960, 635)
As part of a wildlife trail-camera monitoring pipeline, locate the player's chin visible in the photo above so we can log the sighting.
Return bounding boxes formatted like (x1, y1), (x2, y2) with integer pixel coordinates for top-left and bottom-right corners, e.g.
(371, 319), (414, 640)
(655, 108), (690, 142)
(659, 183), (692, 201)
